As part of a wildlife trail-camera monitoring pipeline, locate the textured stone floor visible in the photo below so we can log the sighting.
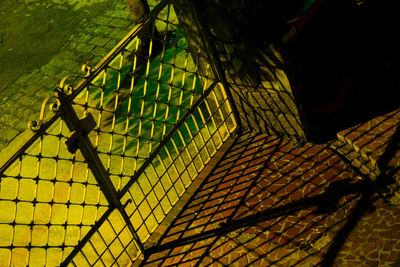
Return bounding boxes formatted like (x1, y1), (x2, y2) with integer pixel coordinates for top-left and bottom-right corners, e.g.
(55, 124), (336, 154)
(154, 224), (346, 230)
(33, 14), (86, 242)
(0, 1), (135, 150)
(139, 120), (400, 266)
(331, 108), (400, 204)
(337, 108), (400, 171)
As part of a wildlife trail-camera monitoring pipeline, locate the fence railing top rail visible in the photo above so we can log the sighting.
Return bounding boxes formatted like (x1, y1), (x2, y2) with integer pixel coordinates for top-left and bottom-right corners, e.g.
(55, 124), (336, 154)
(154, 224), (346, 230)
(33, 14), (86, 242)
(0, 0), (172, 176)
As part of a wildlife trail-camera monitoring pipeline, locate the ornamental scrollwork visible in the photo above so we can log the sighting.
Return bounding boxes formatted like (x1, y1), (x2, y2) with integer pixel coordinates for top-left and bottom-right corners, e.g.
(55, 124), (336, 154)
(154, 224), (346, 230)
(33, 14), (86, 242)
(58, 63), (94, 96)
(28, 96), (61, 132)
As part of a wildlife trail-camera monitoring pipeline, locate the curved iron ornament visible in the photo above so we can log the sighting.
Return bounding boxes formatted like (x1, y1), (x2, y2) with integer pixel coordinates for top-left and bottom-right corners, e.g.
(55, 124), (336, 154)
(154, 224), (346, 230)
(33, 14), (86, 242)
(28, 62), (93, 132)
(58, 63), (94, 96)
(28, 0), (169, 129)
(28, 96), (61, 132)
(3, 1), (184, 265)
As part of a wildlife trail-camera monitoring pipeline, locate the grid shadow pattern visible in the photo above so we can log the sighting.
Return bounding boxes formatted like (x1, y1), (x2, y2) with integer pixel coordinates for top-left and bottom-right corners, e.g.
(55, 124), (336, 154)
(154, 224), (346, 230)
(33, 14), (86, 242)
(0, 118), (110, 266)
(0, 0), (236, 266)
(172, 0), (307, 143)
(328, 108), (400, 205)
(141, 132), (400, 266)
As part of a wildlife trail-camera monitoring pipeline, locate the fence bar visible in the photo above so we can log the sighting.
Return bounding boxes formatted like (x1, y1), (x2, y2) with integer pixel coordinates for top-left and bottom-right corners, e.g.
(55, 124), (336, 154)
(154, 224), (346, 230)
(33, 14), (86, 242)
(0, 0), (172, 176)
(55, 89), (145, 255)
(188, 0), (243, 134)
(0, 112), (60, 176)
(0, 1), (237, 265)
(60, 207), (115, 266)
(66, 0), (173, 102)
(118, 80), (219, 198)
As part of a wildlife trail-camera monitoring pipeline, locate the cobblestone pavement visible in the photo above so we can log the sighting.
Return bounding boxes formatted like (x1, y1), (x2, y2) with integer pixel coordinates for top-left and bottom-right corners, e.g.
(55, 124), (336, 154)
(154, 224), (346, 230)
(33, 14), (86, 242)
(140, 127), (400, 266)
(0, 1), (135, 151)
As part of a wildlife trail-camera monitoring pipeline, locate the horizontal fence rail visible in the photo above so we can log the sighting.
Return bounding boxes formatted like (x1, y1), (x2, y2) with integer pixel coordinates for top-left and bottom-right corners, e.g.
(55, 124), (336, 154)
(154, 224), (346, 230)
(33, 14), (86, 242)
(0, 0), (237, 266)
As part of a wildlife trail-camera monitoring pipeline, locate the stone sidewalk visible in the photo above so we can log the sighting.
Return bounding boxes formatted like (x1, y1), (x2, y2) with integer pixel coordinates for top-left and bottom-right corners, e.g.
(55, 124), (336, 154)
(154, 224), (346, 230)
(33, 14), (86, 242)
(139, 132), (400, 266)
(0, 2), (134, 151)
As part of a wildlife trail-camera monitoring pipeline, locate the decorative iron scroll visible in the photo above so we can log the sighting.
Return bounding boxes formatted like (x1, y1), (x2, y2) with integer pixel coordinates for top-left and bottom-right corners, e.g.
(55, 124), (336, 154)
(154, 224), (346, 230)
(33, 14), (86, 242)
(28, 96), (61, 132)
(0, 0), (237, 266)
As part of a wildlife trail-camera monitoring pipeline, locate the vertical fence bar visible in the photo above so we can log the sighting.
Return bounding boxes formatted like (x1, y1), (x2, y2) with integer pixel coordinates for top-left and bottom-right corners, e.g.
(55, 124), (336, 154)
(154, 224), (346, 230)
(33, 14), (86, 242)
(188, 0), (243, 134)
(1, 1), (237, 265)
(55, 89), (145, 255)
(118, 80), (219, 197)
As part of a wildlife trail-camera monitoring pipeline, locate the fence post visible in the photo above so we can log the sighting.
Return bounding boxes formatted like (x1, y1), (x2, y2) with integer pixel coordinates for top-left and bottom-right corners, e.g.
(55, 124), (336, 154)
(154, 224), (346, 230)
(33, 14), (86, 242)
(55, 88), (145, 255)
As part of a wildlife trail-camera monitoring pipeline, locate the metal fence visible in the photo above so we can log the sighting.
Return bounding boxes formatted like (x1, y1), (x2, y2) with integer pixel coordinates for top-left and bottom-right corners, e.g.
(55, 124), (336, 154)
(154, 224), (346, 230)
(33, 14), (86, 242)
(0, 0), (237, 265)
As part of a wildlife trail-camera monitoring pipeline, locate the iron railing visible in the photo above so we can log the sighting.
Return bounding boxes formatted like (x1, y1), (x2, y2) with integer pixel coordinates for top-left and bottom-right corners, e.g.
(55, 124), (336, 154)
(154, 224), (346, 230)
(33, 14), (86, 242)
(0, 0), (237, 266)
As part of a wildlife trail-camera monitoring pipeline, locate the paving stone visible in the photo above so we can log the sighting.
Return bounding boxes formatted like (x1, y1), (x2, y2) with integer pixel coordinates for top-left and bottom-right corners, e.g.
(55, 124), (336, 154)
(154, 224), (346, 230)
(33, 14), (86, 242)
(105, 10), (116, 17)
(18, 69), (41, 84)
(104, 40), (117, 50)
(74, 43), (95, 54)
(92, 47), (110, 58)
(109, 29), (128, 40)
(93, 26), (110, 37)
(11, 91), (26, 103)
(1, 86), (18, 100)
(68, 40), (80, 51)
(23, 105), (41, 119)
(337, 109), (400, 156)
(88, 36), (110, 47)
(92, 16), (112, 26)
(47, 57), (67, 69)
(115, 3), (128, 10)
(92, 56), (104, 65)
(108, 18), (133, 29)
(0, 140), (8, 149)
(59, 59), (80, 72)
(334, 108), (400, 200)
(95, 25), (114, 37)
(40, 64), (61, 77)
(75, 33), (93, 43)
(83, 26), (99, 35)
(0, 114), (20, 129)
(0, 128), (20, 144)
(56, 50), (75, 60)
(21, 95), (40, 108)
(329, 140), (380, 180)
(10, 15), (397, 267)
(110, 10), (132, 20)
(19, 84), (39, 97)
(74, 53), (95, 63)
(1, 99), (20, 115)
(33, 86), (50, 99)
(16, 73), (33, 84)
(39, 76), (57, 89)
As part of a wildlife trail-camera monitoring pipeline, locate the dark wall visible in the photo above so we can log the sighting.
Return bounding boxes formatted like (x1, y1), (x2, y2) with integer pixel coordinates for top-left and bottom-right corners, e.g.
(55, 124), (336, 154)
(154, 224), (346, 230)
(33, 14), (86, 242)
(173, 0), (308, 144)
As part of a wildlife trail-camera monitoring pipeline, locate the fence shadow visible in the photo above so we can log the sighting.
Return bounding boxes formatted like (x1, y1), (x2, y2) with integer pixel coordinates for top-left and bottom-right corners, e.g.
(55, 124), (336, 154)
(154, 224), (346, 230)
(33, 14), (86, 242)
(138, 132), (396, 266)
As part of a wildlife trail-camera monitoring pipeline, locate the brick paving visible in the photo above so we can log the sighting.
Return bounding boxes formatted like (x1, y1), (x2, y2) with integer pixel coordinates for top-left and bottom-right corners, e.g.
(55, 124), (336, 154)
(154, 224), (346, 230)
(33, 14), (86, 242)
(0, 2), (135, 150)
(337, 108), (400, 171)
(330, 108), (400, 204)
(138, 116), (400, 266)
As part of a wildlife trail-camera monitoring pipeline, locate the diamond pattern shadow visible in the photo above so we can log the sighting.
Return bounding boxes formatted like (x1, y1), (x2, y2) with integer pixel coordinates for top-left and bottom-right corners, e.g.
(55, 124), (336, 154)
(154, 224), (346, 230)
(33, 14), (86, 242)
(140, 132), (400, 266)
